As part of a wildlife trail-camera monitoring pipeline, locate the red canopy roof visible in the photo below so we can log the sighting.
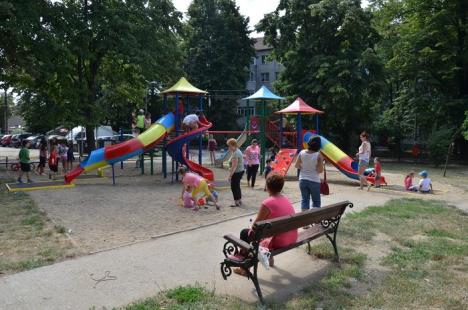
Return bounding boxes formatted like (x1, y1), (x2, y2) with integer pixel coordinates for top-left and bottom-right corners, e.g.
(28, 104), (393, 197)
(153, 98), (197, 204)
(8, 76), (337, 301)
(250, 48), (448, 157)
(275, 97), (324, 114)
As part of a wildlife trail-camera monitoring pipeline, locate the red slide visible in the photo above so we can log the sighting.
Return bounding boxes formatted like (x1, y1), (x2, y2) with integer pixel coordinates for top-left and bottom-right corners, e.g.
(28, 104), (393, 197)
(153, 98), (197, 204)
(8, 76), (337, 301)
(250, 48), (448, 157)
(271, 149), (298, 177)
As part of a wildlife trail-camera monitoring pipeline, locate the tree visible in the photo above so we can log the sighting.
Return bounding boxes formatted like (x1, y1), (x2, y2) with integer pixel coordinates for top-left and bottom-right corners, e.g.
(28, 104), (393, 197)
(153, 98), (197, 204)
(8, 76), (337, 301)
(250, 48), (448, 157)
(257, 0), (383, 151)
(184, 0), (254, 130)
(371, 0), (468, 159)
(1, 0), (184, 151)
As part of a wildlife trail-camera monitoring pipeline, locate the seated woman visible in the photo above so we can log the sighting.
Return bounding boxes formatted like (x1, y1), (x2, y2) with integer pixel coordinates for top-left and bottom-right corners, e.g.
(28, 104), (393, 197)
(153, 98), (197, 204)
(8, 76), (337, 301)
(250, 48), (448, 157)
(234, 173), (298, 275)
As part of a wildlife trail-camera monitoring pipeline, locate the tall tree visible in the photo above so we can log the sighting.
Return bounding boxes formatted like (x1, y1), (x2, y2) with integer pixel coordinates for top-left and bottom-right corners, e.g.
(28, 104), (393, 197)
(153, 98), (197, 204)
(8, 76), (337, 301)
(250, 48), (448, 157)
(371, 0), (468, 159)
(1, 0), (184, 151)
(184, 0), (254, 129)
(258, 0), (383, 151)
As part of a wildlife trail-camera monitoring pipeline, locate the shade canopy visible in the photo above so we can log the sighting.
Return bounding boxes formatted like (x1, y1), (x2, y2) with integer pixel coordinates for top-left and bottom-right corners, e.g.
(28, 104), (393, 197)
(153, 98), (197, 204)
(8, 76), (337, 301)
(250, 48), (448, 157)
(242, 85), (284, 101)
(161, 77), (207, 95)
(276, 97), (324, 115)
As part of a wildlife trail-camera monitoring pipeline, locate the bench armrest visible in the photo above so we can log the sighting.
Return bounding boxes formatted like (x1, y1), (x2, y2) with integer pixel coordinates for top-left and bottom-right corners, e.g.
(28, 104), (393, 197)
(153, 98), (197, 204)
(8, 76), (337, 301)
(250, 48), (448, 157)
(223, 234), (253, 252)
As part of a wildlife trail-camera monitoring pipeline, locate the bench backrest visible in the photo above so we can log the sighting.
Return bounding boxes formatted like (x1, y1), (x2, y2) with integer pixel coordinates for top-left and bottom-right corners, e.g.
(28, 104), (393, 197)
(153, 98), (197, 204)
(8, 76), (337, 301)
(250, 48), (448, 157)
(252, 201), (352, 241)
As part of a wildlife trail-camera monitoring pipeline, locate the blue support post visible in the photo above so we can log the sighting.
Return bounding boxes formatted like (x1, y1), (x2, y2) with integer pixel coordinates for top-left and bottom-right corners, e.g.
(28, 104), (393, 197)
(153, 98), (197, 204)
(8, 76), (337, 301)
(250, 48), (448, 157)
(112, 164), (116, 186)
(175, 93), (180, 182)
(119, 128), (124, 169)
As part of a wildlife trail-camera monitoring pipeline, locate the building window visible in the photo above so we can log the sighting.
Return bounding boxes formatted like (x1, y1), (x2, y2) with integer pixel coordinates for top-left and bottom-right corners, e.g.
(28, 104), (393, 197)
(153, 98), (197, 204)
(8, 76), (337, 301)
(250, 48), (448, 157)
(261, 55), (267, 64)
(250, 71), (255, 81)
(251, 57), (256, 65)
(261, 72), (270, 82)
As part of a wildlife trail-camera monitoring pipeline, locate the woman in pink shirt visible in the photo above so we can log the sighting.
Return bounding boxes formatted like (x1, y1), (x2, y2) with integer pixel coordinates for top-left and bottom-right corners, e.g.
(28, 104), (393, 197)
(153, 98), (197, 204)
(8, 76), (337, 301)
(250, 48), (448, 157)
(234, 174), (298, 275)
(243, 139), (261, 187)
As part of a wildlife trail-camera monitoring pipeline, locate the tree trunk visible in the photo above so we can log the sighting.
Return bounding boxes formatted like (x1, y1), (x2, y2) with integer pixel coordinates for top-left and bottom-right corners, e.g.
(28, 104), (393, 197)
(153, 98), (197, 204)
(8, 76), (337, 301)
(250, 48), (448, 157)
(85, 124), (95, 154)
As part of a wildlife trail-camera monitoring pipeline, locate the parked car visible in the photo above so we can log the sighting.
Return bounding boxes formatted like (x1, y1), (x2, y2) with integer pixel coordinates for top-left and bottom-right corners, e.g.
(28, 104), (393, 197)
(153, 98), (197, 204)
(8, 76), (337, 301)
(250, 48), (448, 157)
(0, 134), (12, 147)
(25, 135), (46, 149)
(11, 133), (33, 148)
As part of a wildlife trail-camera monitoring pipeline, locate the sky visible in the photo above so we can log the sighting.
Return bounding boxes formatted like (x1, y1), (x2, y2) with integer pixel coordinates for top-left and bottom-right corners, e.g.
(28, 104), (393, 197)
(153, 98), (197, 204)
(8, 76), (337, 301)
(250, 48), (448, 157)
(173, 0), (370, 36)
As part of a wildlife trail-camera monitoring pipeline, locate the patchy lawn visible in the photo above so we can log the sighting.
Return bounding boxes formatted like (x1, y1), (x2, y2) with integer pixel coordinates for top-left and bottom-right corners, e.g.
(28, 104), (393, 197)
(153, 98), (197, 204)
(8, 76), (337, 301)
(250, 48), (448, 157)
(121, 199), (468, 309)
(0, 177), (78, 275)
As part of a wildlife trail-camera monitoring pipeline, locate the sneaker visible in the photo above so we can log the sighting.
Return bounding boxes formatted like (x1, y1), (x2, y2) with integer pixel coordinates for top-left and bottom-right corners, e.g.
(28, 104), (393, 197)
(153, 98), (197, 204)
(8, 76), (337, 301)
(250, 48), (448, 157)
(17, 178), (23, 183)
(215, 204), (220, 210)
(27, 179), (34, 183)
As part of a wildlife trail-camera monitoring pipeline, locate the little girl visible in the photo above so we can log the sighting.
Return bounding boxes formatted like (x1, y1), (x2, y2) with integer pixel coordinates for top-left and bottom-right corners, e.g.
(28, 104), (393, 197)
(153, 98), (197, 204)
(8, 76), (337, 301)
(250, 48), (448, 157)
(183, 184), (197, 211)
(48, 144), (58, 180)
(404, 171), (418, 191)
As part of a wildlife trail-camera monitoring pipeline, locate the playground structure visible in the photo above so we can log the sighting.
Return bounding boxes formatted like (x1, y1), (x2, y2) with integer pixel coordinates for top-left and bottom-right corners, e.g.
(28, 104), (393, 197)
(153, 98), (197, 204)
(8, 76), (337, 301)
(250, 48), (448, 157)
(64, 77), (217, 185)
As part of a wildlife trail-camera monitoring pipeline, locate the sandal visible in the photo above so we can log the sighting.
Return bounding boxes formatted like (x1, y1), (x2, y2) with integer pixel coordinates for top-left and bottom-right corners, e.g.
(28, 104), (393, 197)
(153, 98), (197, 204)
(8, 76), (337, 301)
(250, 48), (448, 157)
(233, 267), (248, 277)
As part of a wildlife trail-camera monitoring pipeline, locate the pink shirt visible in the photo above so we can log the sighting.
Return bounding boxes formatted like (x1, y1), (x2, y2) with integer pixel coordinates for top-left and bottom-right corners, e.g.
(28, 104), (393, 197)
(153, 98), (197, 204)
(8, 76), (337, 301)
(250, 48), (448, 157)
(261, 194), (298, 250)
(182, 172), (202, 187)
(244, 145), (260, 165)
(404, 176), (413, 189)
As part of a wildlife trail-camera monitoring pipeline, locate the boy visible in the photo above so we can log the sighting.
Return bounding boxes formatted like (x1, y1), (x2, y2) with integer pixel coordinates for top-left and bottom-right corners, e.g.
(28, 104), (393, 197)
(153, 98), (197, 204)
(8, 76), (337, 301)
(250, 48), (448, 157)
(418, 170), (433, 193)
(263, 159), (273, 191)
(18, 140), (33, 183)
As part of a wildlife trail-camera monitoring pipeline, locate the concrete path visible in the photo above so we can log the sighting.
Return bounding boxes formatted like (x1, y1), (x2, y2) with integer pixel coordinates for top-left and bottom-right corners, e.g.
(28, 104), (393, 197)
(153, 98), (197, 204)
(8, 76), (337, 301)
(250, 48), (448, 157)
(0, 170), (466, 309)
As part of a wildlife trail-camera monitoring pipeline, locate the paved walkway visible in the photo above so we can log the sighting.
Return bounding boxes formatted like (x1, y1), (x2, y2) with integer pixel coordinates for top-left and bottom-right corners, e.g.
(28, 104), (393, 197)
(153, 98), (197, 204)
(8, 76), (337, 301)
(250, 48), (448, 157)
(1, 171), (466, 309)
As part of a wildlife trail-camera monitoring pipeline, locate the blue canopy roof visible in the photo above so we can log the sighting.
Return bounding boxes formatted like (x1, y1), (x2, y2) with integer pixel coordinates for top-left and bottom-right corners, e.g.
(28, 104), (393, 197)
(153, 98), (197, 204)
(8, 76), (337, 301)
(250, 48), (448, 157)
(242, 85), (284, 101)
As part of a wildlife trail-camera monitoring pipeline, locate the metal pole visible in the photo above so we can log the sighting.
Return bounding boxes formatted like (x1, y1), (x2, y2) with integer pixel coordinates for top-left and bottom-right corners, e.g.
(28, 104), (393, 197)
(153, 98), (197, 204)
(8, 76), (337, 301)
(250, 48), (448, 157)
(112, 164), (116, 185)
(279, 113), (283, 147)
(120, 128), (124, 169)
(162, 95), (167, 178)
(297, 112), (302, 150)
(3, 87), (7, 133)
(198, 95), (203, 165)
(260, 100), (266, 174)
(175, 93), (179, 181)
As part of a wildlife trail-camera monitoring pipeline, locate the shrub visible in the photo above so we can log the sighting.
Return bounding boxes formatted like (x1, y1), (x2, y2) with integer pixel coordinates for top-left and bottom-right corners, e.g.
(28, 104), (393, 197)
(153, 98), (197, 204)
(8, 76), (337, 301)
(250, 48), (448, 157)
(427, 128), (452, 167)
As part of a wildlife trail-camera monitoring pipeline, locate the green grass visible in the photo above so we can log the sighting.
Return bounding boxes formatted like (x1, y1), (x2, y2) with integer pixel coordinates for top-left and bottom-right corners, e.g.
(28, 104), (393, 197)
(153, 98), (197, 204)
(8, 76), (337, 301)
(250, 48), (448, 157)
(123, 198), (467, 309)
(0, 177), (76, 274)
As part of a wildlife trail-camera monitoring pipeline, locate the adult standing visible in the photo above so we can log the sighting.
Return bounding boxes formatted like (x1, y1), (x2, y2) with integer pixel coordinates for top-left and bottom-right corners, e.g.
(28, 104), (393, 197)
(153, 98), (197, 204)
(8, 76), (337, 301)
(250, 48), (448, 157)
(356, 131), (371, 190)
(144, 112), (152, 129)
(295, 136), (324, 212)
(244, 139), (261, 187)
(227, 138), (245, 207)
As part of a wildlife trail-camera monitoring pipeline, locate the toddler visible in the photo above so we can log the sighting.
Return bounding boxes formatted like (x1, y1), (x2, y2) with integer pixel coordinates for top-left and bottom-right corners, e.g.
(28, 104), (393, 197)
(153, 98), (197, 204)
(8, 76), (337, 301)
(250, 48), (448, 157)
(404, 171), (418, 191)
(418, 170), (433, 193)
(263, 159), (273, 191)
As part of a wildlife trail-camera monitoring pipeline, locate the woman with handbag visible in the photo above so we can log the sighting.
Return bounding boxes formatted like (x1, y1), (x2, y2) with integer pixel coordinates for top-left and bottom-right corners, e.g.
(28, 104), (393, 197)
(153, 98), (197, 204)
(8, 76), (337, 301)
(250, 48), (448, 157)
(295, 136), (324, 213)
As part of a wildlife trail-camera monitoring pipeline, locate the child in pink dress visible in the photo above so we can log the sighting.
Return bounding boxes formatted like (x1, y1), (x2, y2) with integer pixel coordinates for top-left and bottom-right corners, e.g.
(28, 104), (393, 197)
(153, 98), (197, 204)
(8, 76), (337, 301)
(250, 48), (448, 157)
(182, 185), (197, 211)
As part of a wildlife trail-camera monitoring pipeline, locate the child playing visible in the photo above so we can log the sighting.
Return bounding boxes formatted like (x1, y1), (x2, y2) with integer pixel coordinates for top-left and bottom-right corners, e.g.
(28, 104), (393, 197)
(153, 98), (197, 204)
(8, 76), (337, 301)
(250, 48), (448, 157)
(263, 159), (273, 191)
(208, 135), (217, 165)
(179, 166), (219, 210)
(404, 171), (418, 191)
(48, 144), (58, 180)
(369, 157), (382, 191)
(182, 184), (197, 211)
(57, 141), (68, 173)
(17, 140), (33, 183)
(418, 170), (433, 193)
(67, 141), (75, 169)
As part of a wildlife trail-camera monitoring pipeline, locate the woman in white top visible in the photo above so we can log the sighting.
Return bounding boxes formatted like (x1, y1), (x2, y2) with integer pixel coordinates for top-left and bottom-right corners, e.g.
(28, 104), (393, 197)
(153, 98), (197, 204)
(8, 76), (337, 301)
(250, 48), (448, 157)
(356, 131), (371, 190)
(295, 136), (324, 210)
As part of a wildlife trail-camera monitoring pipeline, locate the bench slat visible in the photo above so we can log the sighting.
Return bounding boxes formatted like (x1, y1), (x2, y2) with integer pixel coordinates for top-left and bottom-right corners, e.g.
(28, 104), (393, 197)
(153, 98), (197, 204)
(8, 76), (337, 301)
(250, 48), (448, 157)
(254, 201), (350, 240)
(270, 224), (331, 256)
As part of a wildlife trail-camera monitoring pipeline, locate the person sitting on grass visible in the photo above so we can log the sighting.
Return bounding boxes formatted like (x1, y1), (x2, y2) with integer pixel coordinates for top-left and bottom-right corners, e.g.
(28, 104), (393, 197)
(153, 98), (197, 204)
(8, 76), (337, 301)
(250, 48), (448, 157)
(418, 170), (433, 193)
(178, 166), (219, 210)
(404, 171), (418, 191)
(17, 140), (33, 183)
(233, 174), (298, 276)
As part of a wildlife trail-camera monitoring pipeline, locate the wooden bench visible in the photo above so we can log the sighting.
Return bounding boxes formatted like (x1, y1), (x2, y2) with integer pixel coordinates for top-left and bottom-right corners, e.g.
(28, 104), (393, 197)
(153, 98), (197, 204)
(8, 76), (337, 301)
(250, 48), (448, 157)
(220, 201), (353, 303)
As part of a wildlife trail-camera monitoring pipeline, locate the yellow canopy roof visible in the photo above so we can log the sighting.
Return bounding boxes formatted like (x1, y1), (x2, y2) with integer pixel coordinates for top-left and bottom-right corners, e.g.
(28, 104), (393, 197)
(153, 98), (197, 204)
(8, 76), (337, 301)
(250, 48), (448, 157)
(161, 77), (207, 95)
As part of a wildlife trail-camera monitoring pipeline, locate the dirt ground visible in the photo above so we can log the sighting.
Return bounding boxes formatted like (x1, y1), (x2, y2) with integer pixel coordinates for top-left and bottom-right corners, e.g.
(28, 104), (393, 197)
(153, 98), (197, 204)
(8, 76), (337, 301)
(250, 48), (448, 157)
(1, 147), (467, 255)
